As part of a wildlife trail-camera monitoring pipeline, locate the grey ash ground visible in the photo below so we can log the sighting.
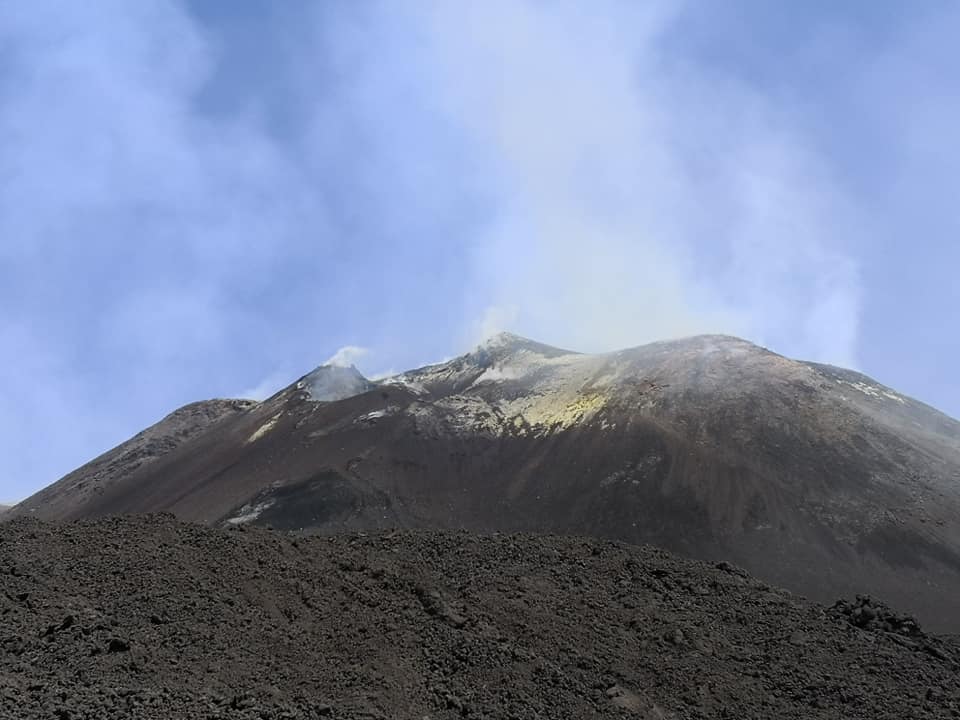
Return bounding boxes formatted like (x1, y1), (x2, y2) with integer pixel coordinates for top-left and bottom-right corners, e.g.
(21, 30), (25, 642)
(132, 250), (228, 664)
(2, 515), (958, 719)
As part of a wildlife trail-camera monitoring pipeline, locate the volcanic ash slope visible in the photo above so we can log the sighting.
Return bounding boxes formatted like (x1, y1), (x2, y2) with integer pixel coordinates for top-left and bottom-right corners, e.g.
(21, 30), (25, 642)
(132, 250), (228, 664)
(11, 333), (960, 632)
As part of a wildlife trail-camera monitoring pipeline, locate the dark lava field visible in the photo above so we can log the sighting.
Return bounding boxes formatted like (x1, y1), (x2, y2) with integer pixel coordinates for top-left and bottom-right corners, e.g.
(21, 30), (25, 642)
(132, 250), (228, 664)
(1, 515), (958, 719)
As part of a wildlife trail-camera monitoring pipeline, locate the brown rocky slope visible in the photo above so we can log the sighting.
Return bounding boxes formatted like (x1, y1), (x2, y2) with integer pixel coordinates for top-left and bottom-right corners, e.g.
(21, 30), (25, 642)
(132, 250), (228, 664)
(10, 334), (960, 632)
(11, 399), (256, 520)
(1, 514), (959, 719)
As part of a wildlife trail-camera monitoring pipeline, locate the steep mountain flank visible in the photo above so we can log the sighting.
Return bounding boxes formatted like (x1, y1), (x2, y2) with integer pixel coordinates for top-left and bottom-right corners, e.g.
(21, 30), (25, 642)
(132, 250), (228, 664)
(15, 334), (960, 631)
(10, 399), (256, 521)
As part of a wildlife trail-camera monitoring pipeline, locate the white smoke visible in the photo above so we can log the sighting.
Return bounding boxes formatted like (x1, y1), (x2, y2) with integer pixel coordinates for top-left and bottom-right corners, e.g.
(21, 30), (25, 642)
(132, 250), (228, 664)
(476, 305), (520, 345)
(5, 0), (958, 504)
(237, 371), (292, 402)
(389, 0), (865, 365)
(324, 345), (369, 368)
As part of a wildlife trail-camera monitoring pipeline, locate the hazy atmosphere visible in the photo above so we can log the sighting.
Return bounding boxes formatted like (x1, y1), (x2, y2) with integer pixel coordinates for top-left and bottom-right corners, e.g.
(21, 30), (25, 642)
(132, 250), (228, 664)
(2, 0), (958, 502)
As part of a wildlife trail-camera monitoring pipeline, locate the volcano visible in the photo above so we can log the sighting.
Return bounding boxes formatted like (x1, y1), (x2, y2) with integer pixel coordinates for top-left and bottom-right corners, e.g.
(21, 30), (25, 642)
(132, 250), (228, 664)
(10, 333), (960, 631)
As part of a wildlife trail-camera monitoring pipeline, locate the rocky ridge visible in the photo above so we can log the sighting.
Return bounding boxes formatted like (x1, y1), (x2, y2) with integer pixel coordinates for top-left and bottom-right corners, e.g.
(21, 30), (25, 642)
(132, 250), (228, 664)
(10, 399), (256, 520)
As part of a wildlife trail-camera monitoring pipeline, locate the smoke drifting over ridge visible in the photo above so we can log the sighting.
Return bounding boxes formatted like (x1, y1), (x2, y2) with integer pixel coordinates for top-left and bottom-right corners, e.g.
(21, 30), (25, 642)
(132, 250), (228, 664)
(390, 1), (863, 363)
(323, 346), (369, 369)
(223, 0), (867, 369)
(13, 0), (956, 501)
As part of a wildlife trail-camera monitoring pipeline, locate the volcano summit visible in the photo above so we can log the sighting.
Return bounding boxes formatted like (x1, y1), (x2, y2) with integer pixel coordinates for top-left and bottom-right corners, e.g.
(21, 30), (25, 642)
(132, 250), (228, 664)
(10, 333), (960, 632)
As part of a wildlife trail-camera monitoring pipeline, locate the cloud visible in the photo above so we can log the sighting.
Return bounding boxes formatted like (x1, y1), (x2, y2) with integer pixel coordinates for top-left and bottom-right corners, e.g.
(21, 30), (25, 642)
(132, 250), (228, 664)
(476, 304), (520, 344)
(392, 0), (864, 365)
(0, 1), (321, 499)
(237, 371), (293, 402)
(11, 0), (950, 501)
(324, 345), (369, 368)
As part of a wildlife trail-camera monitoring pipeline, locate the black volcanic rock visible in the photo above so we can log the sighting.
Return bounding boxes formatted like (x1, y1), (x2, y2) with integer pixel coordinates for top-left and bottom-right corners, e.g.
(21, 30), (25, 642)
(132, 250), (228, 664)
(13, 333), (960, 632)
(1, 515), (959, 719)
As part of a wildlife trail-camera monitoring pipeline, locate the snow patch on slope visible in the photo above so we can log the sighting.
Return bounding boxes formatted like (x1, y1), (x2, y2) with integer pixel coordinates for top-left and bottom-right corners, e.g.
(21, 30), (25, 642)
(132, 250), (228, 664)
(354, 406), (400, 424)
(836, 379), (907, 405)
(378, 375), (430, 397)
(225, 500), (275, 525)
(247, 412), (282, 444)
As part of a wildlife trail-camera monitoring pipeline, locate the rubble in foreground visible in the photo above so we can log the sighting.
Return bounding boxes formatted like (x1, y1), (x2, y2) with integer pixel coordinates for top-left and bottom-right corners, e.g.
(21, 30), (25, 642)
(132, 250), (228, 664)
(1, 515), (958, 719)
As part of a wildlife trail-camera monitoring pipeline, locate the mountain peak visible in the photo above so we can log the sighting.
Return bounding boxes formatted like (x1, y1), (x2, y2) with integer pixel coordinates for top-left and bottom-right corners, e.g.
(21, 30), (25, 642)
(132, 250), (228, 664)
(301, 364), (373, 402)
(636, 333), (762, 353)
(478, 331), (530, 349)
(471, 332), (576, 366)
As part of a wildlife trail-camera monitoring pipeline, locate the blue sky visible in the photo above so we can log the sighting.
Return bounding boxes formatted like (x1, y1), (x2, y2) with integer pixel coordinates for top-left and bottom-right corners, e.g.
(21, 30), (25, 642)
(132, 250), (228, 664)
(1, 1), (958, 502)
